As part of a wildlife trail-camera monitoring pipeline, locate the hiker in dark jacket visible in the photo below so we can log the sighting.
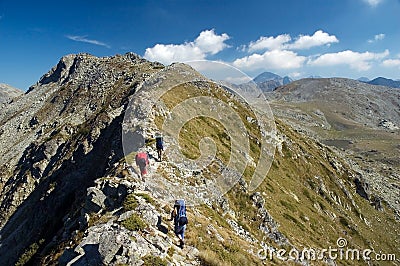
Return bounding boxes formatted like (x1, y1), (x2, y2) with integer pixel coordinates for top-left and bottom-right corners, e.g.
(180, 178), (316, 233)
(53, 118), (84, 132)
(155, 134), (163, 162)
(135, 152), (149, 177)
(171, 199), (188, 248)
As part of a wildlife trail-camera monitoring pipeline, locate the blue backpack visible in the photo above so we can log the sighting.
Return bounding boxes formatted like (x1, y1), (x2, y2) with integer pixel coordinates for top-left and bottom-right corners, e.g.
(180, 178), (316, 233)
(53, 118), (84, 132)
(175, 199), (188, 226)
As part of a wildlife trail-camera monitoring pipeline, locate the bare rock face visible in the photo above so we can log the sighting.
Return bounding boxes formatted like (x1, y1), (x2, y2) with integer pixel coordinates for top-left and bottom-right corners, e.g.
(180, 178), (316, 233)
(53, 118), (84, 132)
(0, 53), (164, 265)
(0, 83), (22, 104)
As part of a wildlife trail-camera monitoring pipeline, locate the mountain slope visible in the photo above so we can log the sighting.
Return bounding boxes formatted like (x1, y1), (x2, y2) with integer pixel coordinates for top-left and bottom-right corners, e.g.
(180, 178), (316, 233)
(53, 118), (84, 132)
(0, 53), (165, 264)
(0, 56), (398, 265)
(0, 83), (22, 104)
(267, 77), (400, 221)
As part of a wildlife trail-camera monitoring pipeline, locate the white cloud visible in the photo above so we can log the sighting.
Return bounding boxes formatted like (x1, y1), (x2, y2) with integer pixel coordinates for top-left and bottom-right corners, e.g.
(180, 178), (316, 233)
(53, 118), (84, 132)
(309, 49), (389, 71)
(246, 30), (338, 52)
(248, 34), (291, 52)
(144, 29), (230, 65)
(144, 44), (205, 64)
(363, 0), (384, 7)
(382, 59), (400, 67)
(233, 50), (306, 71)
(66, 35), (110, 48)
(194, 30), (230, 54)
(288, 30), (339, 50)
(368, 33), (385, 43)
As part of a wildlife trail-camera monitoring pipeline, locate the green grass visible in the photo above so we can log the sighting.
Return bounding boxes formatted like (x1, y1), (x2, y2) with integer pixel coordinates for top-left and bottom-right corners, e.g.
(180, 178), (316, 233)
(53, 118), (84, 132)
(142, 255), (167, 266)
(149, 80), (399, 264)
(136, 193), (155, 205)
(153, 81), (262, 180)
(121, 213), (147, 231)
(279, 200), (297, 212)
(123, 194), (139, 211)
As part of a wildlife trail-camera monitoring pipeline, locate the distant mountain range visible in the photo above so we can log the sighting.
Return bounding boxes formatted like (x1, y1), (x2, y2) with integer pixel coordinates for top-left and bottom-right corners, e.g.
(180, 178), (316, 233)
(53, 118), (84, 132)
(252, 72), (400, 91)
(364, 77), (400, 88)
(252, 72), (293, 91)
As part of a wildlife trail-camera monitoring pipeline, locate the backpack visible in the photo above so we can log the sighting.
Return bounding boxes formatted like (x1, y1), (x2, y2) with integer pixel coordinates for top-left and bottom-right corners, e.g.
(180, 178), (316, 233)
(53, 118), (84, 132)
(175, 199), (188, 226)
(136, 152), (148, 166)
(156, 135), (163, 149)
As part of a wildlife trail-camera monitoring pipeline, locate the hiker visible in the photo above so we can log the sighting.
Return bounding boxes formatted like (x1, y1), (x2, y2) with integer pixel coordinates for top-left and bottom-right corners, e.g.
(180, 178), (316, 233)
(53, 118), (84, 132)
(135, 151), (149, 178)
(155, 134), (163, 162)
(171, 199), (188, 248)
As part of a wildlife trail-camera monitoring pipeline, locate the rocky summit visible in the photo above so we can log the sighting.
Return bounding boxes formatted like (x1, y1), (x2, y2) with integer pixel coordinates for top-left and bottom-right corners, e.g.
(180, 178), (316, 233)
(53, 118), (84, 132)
(0, 53), (399, 265)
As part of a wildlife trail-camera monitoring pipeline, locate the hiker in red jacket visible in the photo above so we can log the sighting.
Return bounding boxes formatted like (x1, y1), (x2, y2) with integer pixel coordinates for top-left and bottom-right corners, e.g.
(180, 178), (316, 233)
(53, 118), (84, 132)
(135, 152), (149, 178)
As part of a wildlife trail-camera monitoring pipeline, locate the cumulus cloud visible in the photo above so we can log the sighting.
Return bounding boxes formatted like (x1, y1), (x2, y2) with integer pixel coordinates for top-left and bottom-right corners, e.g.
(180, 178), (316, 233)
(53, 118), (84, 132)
(382, 59), (400, 67)
(363, 0), (384, 7)
(144, 29), (230, 64)
(309, 49), (389, 71)
(195, 30), (230, 54)
(66, 35), (110, 48)
(368, 33), (385, 43)
(246, 30), (338, 52)
(233, 50), (306, 71)
(235, 30), (338, 72)
(248, 34), (291, 52)
(287, 30), (339, 50)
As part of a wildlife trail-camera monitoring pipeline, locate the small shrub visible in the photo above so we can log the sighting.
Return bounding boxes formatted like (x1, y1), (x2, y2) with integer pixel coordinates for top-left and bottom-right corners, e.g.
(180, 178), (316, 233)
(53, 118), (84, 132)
(136, 193), (155, 205)
(302, 188), (312, 201)
(339, 216), (349, 227)
(142, 255), (167, 266)
(77, 125), (91, 136)
(122, 214), (147, 231)
(123, 194), (139, 210)
(167, 246), (175, 257)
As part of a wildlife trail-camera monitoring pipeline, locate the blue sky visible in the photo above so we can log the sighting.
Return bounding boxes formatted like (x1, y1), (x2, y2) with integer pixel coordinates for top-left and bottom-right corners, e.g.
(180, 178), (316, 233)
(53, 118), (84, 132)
(1, 0), (400, 90)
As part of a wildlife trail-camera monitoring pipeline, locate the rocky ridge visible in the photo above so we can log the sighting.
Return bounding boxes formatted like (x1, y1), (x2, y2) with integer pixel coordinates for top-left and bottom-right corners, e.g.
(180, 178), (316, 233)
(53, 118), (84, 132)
(0, 54), (398, 265)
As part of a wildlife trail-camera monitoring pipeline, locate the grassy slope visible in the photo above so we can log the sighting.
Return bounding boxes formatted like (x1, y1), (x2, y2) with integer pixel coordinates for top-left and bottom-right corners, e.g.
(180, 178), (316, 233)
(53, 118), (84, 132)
(153, 83), (399, 265)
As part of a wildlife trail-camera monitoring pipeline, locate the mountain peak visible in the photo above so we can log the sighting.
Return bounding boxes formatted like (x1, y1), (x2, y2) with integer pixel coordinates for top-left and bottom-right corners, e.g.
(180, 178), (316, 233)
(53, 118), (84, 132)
(28, 53), (151, 92)
(253, 71), (282, 83)
(367, 77), (400, 88)
(252, 71), (293, 91)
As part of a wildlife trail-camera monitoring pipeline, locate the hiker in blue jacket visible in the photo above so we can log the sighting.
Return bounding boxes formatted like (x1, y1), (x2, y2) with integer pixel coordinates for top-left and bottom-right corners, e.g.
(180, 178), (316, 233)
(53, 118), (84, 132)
(171, 199), (188, 248)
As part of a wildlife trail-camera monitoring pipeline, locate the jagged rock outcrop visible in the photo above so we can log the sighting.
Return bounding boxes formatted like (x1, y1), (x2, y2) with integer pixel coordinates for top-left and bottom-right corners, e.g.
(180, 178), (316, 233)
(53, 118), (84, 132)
(55, 174), (199, 265)
(0, 53), (164, 265)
